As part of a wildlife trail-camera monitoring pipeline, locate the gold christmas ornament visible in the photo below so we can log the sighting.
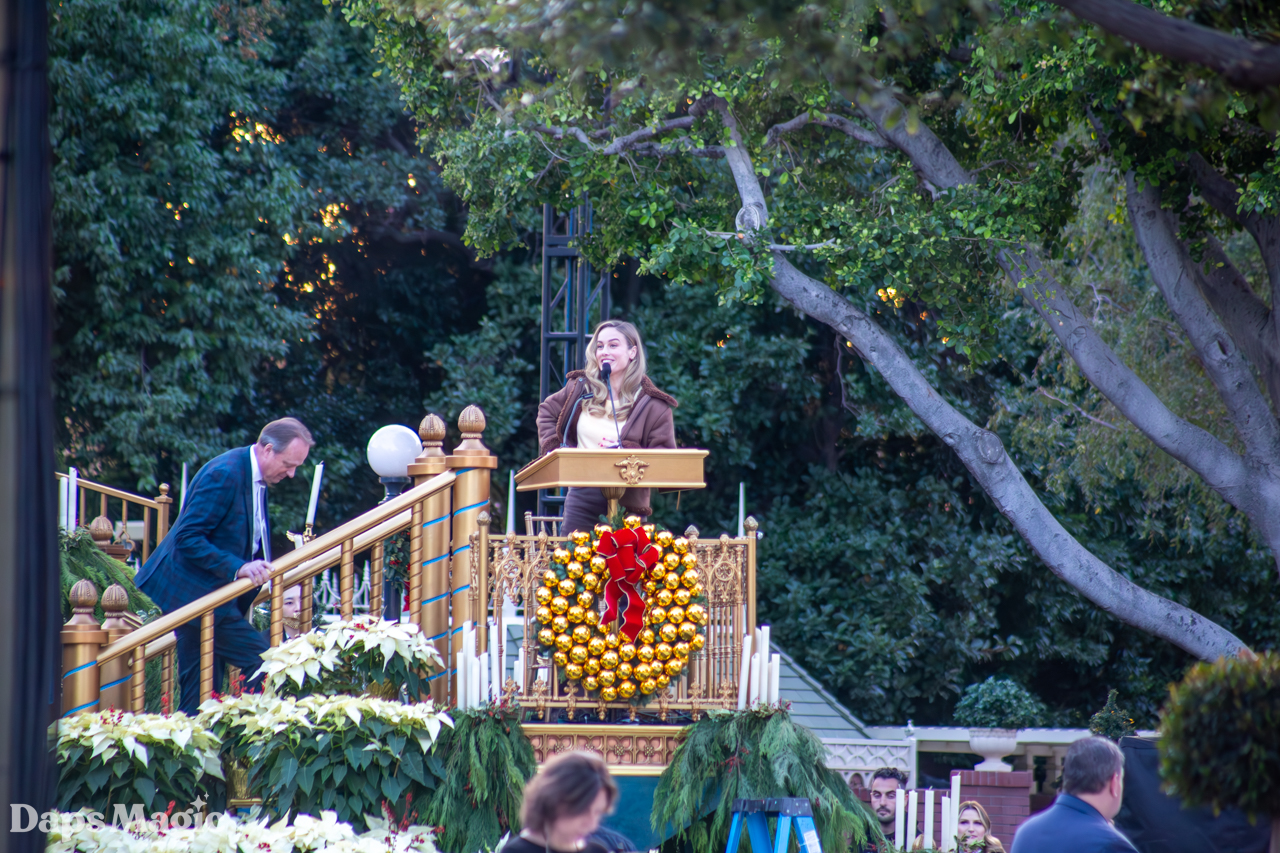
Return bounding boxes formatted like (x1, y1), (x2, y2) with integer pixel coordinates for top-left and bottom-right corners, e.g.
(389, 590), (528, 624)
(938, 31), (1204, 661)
(691, 634), (706, 651)
(621, 515), (640, 530)
(552, 615), (570, 634)
(553, 548), (572, 565)
(655, 530), (674, 548)
(617, 662), (634, 680)
(674, 641), (691, 660)
(567, 606), (586, 624)
(577, 590), (595, 609)
(590, 555), (607, 573)
(601, 649), (620, 669)
(637, 644), (655, 663)
(665, 658), (684, 677)
(555, 633), (573, 652)
(583, 675), (599, 692)
(639, 628), (656, 645)
(566, 562), (585, 580)
(553, 650), (569, 667)
(687, 603), (708, 625)
(678, 622), (697, 642)
(635, 662), (654, 681)
(572, 625), (592, 645)
(681, 568), (701, 588)
(663, 553), (680, 570)
(674, 588), (692, 606)
(538, 628), (556, 647)
(585, 610), (600, 626)
(644, 596), (656, 610)
(650, 565), (666, 582)
(565, 663), (584, 680)
(573, 544), (593, 563)
(656, 674), (671, 690)
(543, 570), (560, 587)
(601, 685), (619, 702)
(642, 523), (656, 538)
(648, 606), (668, 625)
(584, 657), (601, 676)
(618, 680), (637, 699)
(604, 632), (621, 649)
(655, 642), (673, 661)
(582, 572), (600, 592)
(659, 623), (678, 644)
(640, 678), (657, 695)
(535, 586), (553, 606)
(644, 580), (659, 594)
(667, 606), (686, 625)
(690, 583), (704, 597)
(593, 523), (613, 538)
(591, 539), (602, 552)
(672, 537), (690, 554)
(598, 669), (616, 688)
(664, 572), (681, 591)
(656, 589), (674, 608)
(569, 645), (589, 664)
(536, 606), (554, 625)
(618, 643), (637, 662)
(588, 636), (607, 657)
(557, 578), (577, 598)
(550, 596), (570, 615)
(570, 530), (591, 547)
(681, 553), (698, 571)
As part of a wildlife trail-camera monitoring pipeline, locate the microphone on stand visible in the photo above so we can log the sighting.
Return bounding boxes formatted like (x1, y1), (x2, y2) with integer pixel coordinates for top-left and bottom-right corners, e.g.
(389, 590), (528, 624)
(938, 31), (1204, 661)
(601, 362), (623, 448)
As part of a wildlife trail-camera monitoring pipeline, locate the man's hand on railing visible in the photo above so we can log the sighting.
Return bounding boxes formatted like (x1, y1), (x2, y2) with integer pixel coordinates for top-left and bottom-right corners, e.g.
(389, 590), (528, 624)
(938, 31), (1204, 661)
(236, 560), (272, 586)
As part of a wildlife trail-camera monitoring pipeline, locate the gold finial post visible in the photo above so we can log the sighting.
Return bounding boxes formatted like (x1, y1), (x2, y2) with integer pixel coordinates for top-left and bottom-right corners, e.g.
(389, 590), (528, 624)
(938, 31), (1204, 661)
(99, 585), (134, 712)
(156, 483), (173, 543)
(62, 580), (108, 716)
(410, 413), (453, 699)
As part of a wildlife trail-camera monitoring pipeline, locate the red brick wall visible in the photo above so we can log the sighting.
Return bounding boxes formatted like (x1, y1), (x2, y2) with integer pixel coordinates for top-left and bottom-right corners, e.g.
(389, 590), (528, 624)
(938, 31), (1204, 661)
(853, 770), (1032, 849)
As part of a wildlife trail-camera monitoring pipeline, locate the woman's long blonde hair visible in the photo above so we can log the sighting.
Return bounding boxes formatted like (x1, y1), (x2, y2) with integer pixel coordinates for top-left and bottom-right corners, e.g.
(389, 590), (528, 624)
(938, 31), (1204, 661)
(583, 320), (647, 419)
(955, 801), (1005, 853)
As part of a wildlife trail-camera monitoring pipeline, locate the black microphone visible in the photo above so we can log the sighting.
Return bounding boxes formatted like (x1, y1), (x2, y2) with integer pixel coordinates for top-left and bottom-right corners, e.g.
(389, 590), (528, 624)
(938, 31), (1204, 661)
(601, 362), (623, 447)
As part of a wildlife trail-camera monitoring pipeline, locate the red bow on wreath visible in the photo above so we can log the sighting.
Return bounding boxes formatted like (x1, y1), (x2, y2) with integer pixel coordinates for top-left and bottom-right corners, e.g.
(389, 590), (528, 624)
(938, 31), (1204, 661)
(595, 526), (662, 641)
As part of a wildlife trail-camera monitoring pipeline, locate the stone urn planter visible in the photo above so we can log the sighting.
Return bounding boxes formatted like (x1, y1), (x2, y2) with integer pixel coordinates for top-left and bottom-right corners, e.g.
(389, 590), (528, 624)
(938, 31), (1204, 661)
(968, 728), (1019, 772)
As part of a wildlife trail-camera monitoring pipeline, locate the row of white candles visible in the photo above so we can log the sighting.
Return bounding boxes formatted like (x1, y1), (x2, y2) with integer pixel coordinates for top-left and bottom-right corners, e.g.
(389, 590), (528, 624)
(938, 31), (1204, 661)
(893, 774), (963, 851)
(736, 625), (781, 708)
(57, 468), (80, 531)
(456, 619), (527, 710)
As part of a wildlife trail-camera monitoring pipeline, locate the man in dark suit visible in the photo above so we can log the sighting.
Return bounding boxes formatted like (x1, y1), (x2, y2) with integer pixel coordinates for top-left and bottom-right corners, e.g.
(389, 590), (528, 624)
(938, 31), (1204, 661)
(1011, 736), (1138, 853)
(136, 418), (313, 714)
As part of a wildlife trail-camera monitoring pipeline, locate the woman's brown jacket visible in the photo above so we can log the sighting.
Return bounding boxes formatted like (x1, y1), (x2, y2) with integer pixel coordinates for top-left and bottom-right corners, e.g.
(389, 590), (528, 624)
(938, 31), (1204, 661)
(535, 370), (678, 515)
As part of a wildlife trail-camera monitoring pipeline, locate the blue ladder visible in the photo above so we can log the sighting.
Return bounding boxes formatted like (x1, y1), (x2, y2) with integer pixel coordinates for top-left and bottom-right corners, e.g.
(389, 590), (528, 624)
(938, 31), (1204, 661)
(724, 798), (823, 853)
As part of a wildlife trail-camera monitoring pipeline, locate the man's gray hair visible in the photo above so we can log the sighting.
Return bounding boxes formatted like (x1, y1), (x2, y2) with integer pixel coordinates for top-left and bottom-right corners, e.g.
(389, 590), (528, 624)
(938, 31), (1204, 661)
(258, 417), (315, 450)
(1063, 736), (1124, 795)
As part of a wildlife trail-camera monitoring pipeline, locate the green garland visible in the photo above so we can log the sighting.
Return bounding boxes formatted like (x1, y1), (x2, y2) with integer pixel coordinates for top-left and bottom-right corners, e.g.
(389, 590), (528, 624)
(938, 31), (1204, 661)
(60, 529), (156, 622)
(413, 706), (537, 853)
(652, 708), (880, 853)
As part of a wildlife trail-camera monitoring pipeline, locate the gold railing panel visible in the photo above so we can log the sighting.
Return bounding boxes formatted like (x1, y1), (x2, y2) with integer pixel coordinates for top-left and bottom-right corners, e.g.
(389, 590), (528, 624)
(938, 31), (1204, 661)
(58, 472), (172, 563)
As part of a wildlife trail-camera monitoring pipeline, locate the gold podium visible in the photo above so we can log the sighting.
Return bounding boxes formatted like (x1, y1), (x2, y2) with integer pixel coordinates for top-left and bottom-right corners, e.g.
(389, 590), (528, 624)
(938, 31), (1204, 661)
(515, 448), (708, 518)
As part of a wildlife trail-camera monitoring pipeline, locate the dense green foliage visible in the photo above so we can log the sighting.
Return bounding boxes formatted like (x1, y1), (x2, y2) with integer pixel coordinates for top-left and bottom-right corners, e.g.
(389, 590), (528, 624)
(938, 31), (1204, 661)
(653, 708), (878, 853)
(411, 708), (536, 853)
(952, 677), (1046, 730)
(59, 531), (155, 622)
(1088, 690), (1137, 742)
(1159, 652), (1280, 817)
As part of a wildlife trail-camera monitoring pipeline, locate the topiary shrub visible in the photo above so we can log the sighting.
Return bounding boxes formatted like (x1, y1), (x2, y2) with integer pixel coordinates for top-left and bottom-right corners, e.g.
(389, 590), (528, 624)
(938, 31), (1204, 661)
(953, 677), (1045, 729)
(1160, 652), (1280, 852)
(1088, 690), (1137, 741)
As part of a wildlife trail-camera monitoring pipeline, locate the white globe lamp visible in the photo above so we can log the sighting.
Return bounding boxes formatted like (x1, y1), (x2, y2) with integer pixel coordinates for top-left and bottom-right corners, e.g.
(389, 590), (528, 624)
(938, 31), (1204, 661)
(366, 425), (422, 501)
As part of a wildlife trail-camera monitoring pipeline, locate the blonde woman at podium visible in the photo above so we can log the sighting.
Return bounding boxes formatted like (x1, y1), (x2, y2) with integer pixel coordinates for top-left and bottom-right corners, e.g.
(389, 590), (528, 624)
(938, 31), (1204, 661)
(537, 320), (677, 534)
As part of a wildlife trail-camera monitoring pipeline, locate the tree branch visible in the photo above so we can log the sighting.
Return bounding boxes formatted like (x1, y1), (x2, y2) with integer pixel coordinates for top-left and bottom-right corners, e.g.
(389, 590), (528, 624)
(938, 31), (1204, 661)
(1050, 0), (1280, 90)
(1197, 237), (1280, 413)
(1188, 152), (1280, 298)
(765, 111), (891, 149)
(854, 87), (973, 190)
(1127, 174), (1280, 465)
(531, 116), (696, 155)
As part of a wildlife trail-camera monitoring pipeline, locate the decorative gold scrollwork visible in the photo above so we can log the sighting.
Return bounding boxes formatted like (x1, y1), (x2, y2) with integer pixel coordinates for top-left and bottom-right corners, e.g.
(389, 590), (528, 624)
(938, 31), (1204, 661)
(614, 455), (649, 486)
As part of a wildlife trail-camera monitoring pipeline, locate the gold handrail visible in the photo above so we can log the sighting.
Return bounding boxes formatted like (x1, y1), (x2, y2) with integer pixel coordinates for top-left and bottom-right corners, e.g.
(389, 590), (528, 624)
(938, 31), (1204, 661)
(97, 470), (456, 668)
(57, 472), (165, 510)
(57, 472), (172, 561)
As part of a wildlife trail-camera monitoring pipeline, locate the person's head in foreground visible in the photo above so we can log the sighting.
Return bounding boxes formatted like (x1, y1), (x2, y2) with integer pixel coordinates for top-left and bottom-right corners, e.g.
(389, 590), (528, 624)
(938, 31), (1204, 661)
(520, 751), (618, 851)
(1063, 736), (1125, 820)
(955, 801), (1004, 852)
(869, 767), (909, 833)
(281, 584), (302, 638)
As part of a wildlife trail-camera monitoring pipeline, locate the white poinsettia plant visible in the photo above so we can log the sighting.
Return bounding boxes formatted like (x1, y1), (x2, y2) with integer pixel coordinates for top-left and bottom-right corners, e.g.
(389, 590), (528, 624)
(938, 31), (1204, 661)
(44, 809), (438, 853)
(254, 618), (444, 700)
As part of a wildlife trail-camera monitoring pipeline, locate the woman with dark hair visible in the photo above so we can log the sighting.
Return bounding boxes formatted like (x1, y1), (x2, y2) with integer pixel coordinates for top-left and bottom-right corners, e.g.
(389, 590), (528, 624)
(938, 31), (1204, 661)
(536, 320), (677, 534)
(506, 751), (619, 853)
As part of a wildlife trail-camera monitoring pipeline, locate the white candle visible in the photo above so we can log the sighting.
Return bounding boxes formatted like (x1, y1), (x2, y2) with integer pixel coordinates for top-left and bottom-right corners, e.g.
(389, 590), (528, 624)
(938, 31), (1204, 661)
(769, 654), (780, 705)
(58, 477), (68, 531)
(490, 619), (501, 700)
(469, 658), (480, 709)
(478, 645), (489, 705)
(907, 790), (918, 852)
(894, 787), (905, 851)
(924, 790), (934, 851)
(737, 482), (745, 537)
(68, 467), (79, 529)
(951, 772), (961, 825)
(506, 471), (516, 535)
(180, 462), (189, 513)
(306, 462), (324, 526)
(748, 652), (761, 705)
(458, 622), (473, 709)
(760, 624), (770, 659)
(736, 633), (752, 709)
(940, 796), (951, 852)
(515, 646), (526, 692)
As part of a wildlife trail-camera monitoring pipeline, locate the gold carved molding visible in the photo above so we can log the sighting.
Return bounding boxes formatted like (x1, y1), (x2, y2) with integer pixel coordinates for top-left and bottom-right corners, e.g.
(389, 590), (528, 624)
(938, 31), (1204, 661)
(523, 724), (685, 776)
(614, 455), (649, 486)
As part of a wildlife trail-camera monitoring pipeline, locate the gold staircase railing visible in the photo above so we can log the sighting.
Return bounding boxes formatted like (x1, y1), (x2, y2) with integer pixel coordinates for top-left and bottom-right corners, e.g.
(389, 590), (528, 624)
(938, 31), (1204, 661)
(60, 406), (497, 716)
(57, 472), (173, 562)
